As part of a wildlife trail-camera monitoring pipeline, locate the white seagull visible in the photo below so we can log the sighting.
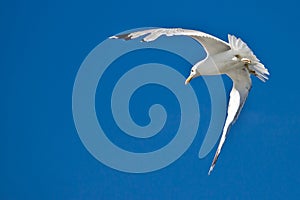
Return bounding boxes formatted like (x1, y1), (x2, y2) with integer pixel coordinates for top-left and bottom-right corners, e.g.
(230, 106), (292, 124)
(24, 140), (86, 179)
(110, 28), (269, 175)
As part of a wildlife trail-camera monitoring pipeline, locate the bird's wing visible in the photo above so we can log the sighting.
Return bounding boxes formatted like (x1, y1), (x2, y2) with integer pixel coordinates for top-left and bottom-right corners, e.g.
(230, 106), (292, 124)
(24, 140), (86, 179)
(208, 67), (252, 175)
(110, 28), (230, 55)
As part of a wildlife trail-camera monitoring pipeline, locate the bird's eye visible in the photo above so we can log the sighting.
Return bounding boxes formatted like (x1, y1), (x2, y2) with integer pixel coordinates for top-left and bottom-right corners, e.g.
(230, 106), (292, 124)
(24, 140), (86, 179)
(191, 69), (194, 73)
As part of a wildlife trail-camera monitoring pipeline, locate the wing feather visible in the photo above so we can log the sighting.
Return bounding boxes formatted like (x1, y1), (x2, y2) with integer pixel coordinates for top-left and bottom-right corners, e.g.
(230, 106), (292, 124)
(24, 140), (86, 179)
(110, 28), (230, 55)
(208, 67), (252, 175)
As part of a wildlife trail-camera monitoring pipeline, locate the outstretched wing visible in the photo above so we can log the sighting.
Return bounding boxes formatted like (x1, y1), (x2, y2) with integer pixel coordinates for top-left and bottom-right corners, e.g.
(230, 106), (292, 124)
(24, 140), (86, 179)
(110, 28), (230, 55)
(208, 67), (252, 175)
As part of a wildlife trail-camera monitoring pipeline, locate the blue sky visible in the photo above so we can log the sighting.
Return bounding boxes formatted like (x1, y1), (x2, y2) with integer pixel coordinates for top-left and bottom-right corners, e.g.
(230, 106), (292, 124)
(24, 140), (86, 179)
(1, 0), (300, 199)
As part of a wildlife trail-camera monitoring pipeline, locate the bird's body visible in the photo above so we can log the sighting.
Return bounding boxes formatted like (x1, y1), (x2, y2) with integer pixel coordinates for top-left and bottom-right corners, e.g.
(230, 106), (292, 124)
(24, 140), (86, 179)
(110, 28), (269, 175)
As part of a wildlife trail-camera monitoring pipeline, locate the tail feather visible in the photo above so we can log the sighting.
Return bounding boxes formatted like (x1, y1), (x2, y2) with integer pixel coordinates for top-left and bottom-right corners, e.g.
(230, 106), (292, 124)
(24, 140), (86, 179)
(248, 63), (269, 82)
(229, 34), (269, 82)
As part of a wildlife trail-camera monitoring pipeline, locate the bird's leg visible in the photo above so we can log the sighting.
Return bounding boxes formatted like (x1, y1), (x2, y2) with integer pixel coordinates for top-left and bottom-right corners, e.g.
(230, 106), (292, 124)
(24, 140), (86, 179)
(242, 58), (257, 75)
(241, 58), (251, 64)
(233, 56), (251, 64)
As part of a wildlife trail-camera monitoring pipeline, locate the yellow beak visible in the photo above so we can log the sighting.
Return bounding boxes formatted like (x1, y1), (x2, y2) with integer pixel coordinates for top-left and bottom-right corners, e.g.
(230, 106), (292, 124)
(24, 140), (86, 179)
(185, 75), (193, 85)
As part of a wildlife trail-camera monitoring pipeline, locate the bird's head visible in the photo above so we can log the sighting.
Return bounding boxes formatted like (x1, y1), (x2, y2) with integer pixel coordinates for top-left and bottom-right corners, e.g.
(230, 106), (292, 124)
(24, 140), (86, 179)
(185, 66), (200, 85)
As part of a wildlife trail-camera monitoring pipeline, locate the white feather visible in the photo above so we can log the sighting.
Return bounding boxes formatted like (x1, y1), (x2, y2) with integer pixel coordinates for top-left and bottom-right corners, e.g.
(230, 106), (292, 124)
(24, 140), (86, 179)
(111, 28), (270, 174)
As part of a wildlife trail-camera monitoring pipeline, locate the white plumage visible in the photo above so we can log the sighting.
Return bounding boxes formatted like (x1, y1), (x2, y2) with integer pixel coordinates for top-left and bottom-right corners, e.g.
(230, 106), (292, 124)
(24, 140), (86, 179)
(110, 28), (269, 175)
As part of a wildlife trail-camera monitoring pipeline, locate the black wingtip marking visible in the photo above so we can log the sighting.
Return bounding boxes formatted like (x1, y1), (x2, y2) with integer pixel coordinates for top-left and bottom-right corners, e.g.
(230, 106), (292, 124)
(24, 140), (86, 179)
(113, 33), (132, 40)
(208, 151), (220, 175)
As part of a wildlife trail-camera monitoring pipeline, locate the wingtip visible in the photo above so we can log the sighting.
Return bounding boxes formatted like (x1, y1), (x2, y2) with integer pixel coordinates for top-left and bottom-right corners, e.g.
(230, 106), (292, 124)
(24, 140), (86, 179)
(208, 166), (214, 175)
(108, 33), (132, 41)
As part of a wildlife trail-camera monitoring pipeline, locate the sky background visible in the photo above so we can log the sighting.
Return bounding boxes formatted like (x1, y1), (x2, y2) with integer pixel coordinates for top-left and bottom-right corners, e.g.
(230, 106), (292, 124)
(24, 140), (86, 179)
(1, 0), (300, 199)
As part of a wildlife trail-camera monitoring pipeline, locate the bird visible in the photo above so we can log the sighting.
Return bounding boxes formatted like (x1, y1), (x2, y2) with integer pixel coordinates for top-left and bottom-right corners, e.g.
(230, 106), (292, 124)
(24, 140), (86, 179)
(110, 28), (269, 175)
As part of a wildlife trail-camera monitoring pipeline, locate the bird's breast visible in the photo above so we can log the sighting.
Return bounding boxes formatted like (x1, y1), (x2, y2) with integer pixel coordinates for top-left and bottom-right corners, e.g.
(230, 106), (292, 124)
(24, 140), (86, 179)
(210, 50), (243, 73)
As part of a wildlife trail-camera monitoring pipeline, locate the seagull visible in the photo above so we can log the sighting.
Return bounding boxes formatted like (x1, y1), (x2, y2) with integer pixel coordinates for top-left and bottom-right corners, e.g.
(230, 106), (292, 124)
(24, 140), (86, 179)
(110, 28), (269, 175)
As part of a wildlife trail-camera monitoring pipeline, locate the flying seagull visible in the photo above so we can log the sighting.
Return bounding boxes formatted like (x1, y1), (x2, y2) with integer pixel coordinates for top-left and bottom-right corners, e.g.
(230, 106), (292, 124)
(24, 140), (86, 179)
(110, 28), (269, 175)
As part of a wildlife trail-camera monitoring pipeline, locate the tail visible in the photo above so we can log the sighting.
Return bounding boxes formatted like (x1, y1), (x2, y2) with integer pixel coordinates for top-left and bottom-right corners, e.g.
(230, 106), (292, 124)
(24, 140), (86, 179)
(228, 34), (270, 82)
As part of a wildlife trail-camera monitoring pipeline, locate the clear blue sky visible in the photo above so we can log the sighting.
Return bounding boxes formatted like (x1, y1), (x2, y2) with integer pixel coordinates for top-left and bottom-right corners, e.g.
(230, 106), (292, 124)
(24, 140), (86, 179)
(1, 0), (300, 199)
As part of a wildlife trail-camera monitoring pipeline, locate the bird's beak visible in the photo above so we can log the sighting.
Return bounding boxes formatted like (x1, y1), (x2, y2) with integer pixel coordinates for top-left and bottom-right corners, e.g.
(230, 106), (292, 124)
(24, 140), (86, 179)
(185, 75), (193, 85)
